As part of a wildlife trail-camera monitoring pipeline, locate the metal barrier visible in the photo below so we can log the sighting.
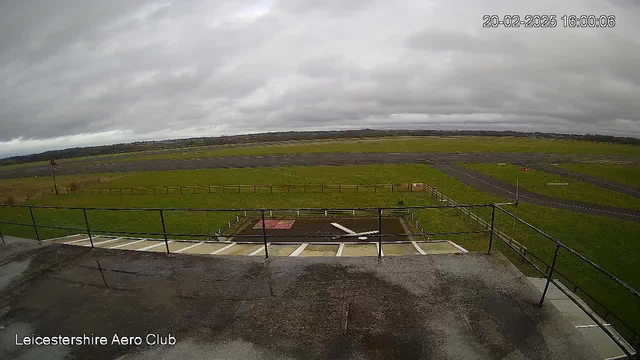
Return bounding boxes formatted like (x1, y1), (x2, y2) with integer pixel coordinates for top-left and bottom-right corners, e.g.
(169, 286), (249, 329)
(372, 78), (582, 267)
(1, 200), (638, 357)
(0, 203), (493, 255)
(494, 205), (639, 358)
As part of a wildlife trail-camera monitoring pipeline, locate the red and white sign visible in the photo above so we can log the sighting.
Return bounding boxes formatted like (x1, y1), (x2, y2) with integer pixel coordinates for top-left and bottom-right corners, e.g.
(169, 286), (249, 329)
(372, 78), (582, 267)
(253, 219), (296, 229)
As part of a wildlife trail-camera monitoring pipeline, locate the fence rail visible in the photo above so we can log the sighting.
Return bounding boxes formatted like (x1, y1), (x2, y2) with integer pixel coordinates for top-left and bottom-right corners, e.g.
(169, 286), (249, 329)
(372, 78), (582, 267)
(1, 192), (638, 356)
(49, 183), (431, 195)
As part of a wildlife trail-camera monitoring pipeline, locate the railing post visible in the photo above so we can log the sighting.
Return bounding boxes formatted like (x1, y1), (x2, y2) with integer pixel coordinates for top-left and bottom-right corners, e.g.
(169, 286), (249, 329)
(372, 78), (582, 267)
(0, 226), (5, 245)
(28, 206), (40, 242)
(539, 243), (561, 306)
(159, 209), (170, 254)
(261, 210), (269, 259)
(83, 208), (94, 248)
(377, 208), (382, 260)
(488, 205), (495, 254)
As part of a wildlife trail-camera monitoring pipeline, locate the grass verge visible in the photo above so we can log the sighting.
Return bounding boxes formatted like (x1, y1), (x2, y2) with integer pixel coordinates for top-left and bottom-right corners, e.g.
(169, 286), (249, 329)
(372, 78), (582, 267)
(558, 163), (640, 188)
(462, 163), (640, 211)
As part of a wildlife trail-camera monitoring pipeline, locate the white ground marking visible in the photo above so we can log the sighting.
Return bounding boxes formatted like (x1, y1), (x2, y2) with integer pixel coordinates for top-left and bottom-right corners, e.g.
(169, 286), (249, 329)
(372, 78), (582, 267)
(44, 234), (81, 242)
(412, 241), (426, 255)
(331, 223), (356, 234)
(376, 243), (384, 257)
(62, 237), (90, 245)
(175, 242), (204, 253)
(290, 243), (308, 257)
(210, 243), (236, 255)
(575, 324), (610, 328)
(91, 237), (122, 247)
(336, 243), (345, 257)
(249, 244), (269, 256)
(109, 239), (146, 249)
(447, 241), (469, 253)
(137, 241), (172, 251)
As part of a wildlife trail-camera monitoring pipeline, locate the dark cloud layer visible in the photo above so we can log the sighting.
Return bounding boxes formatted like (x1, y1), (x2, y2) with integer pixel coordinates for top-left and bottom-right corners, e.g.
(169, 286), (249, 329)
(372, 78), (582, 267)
(1, 0), (639, 157)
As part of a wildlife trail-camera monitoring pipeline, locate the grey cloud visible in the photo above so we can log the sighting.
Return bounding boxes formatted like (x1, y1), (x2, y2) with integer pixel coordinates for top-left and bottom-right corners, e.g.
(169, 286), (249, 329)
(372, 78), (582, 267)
(1, 0), (639, 157)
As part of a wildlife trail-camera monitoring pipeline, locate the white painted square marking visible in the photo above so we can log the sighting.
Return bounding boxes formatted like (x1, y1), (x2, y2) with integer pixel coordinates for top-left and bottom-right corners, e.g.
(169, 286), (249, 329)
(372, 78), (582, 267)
(210, 243), (236, 255)
(91, 237), (122, 246)
(63, 237), (90, 245)
(138, 241), (172, 251)
(109, 239), (146, 249)
(175, 242), (204, 253)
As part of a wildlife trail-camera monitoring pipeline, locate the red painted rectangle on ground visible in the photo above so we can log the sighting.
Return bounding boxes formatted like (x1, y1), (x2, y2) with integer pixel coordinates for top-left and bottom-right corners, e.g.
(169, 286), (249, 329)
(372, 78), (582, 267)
(253, 220), (296, 229)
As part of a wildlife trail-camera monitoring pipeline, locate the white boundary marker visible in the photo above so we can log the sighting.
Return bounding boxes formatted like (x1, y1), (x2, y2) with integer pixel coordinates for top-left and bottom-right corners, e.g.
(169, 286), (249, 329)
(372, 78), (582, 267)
(447, 241), (468, 253)
(412, 241), (426, 255)
(336, 243), (345, 257)
(376, 243), (384, 257)
(91, 237), (123, 247)
(575, 324), (610, 328)
(175, 242), (204, 253)
(210, 243), (236, 255)
(63, 237), (90, 245)
(249, 244), (269, 256)
(109, 239), (146, 249)
(290, 243), (308, 257)
(43, 234), (81, 242)
(138, 241), (172, 251)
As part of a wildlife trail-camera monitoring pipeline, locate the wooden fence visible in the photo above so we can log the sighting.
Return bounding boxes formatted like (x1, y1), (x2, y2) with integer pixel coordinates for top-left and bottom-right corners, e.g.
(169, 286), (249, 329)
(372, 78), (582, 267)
(57, 183), (430, 195)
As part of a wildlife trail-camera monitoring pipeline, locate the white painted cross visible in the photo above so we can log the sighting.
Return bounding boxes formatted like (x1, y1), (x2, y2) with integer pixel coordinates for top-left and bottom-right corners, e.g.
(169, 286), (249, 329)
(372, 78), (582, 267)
(330, 223), (378, 240)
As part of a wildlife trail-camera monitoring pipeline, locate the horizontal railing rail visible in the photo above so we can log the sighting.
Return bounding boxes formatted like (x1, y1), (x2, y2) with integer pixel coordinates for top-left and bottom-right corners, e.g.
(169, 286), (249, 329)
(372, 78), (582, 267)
(39, 182), (436, 196)
(1, 198), (637, 357)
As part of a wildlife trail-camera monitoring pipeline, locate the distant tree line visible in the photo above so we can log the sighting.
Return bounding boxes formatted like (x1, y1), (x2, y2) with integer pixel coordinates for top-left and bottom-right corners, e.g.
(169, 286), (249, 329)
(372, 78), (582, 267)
(1, 129), (639, 166)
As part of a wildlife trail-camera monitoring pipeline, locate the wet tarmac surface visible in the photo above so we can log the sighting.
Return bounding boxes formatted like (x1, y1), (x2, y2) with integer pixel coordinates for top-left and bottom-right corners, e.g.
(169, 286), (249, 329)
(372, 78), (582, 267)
(0, 237), (600, 360)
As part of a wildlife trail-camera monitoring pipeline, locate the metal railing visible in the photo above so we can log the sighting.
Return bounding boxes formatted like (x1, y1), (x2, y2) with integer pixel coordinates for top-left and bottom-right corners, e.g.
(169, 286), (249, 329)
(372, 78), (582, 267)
(1, 199), (638, 357)
(420, 184), (639, 357)
(0, 203), (493, 254)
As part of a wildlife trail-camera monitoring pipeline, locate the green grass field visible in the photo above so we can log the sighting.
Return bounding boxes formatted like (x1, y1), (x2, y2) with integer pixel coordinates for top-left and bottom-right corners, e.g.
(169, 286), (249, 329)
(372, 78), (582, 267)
(1, 163), (639, 338)
(462, 163), (640, 211)
(3, 136), (639, 171)
(558, 163), (640, 188)
(0, 173), (123, 203)
(94, 136), (640, 163)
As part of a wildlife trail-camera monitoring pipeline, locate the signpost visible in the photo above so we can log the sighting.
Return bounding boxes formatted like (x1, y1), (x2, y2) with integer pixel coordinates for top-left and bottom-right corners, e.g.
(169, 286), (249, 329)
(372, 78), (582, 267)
(50, 159), (59, 195)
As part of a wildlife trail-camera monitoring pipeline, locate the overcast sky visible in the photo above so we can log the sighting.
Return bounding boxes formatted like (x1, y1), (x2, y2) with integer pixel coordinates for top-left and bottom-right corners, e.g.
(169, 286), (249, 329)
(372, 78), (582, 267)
(1, 0), (639, 157)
